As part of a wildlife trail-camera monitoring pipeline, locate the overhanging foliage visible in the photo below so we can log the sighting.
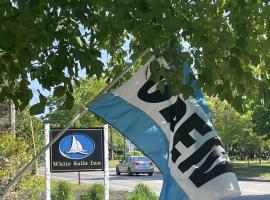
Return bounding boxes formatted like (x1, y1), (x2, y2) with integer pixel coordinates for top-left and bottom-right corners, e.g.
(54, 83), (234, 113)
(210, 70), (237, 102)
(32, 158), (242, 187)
(1, 1), (270, 114)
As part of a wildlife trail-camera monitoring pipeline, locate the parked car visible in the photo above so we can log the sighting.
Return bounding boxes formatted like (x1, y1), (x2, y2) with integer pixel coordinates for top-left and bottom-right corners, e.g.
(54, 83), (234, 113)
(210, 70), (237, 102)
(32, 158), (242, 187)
(116, 156), (154, 176)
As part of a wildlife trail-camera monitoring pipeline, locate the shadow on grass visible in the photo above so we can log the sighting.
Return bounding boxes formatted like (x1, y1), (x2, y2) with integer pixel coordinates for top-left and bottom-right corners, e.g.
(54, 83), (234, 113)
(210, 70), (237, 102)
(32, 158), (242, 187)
(237, 177), (270, 182)
(229, 195), (270, 200)
(232, 164), (270, 178)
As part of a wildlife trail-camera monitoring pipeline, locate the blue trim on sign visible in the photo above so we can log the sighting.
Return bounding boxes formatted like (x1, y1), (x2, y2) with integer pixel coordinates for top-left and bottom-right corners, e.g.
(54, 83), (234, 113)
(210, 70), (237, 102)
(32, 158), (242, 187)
(89, 93), (189, 200)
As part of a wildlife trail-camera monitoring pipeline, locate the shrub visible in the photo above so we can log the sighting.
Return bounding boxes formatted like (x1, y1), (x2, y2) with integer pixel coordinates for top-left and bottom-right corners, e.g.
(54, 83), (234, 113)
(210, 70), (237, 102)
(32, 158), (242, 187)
(128, 183), (158, 200)
(127, 151), (143, 156)
(51, 181), (75, 200)
(0, 132), (42, 200)
(113, 152), (122, 160)
(80, 183), (104, 200)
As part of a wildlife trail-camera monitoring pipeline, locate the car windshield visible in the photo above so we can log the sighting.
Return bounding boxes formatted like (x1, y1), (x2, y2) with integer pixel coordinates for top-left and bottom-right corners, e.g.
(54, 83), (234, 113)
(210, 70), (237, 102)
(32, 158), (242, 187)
(132, 157), (149, 161)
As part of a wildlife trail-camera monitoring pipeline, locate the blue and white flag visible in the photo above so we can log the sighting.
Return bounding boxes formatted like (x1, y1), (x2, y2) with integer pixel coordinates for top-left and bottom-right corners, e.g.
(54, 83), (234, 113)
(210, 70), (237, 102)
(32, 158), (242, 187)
(89, 58), (241, 200)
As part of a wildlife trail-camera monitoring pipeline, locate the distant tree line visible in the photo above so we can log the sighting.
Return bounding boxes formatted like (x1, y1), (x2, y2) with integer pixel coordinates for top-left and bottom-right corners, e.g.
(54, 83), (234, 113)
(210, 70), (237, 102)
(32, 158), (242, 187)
(207, 96), (270, 163)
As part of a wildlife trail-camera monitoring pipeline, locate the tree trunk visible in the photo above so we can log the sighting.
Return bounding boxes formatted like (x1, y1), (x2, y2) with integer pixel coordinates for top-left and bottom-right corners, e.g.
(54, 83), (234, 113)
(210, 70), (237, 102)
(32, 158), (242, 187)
(259, 148), (262, 165)
(8, 99), (16, 136)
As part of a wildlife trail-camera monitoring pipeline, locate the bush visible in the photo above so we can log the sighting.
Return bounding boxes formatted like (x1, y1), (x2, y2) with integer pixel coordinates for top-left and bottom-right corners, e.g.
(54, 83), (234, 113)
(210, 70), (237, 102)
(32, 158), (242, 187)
(80, 183), (104, 200)
(51, 181), (75, 200)
(0, 132), (42, 200)
(127, 151), (143, 156)
(113, 152), (122, 160)
(128, 183), (158, 200)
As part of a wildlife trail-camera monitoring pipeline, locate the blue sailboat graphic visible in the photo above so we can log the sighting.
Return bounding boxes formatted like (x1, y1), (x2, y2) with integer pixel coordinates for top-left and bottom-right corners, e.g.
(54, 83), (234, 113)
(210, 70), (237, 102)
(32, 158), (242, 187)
(65, 136), (88, 155)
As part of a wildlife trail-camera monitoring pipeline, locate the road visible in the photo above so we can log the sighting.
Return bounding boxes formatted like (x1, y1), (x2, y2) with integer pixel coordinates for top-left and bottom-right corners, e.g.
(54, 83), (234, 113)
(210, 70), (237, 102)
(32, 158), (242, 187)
(39, 168), (270, 199)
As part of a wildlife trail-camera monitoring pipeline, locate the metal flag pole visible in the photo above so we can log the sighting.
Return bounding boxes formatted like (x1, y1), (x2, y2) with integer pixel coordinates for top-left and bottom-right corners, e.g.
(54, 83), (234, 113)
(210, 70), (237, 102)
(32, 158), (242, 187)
(103, 124), (109, 200)
(0, 48), (151, 200)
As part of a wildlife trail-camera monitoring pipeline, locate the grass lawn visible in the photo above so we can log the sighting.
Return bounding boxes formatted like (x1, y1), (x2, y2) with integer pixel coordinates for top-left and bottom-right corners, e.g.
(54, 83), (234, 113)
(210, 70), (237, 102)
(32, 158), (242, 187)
(231, 160), (270, 178)
(34, 160), (269, 199)
(38, 178), (89, 192)
(110, 159), (270, 177)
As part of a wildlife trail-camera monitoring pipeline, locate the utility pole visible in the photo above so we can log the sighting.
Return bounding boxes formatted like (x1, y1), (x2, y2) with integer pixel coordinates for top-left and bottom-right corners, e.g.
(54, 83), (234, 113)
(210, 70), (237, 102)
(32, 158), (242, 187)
(8, 99), (16, 134)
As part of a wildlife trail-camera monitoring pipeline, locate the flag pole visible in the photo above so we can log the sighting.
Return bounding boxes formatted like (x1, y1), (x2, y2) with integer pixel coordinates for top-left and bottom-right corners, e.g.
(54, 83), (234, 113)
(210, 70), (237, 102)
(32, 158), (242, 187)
(0, 48), (151, 200)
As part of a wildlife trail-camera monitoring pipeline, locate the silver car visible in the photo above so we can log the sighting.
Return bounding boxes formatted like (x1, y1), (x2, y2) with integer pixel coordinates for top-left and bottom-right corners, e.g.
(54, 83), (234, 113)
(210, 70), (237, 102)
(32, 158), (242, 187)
(116, 156), (154, 176)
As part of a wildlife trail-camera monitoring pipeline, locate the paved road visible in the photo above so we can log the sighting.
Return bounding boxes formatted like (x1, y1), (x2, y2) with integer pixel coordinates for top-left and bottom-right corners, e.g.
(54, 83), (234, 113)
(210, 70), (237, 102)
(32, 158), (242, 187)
(39, 168), (270, 199)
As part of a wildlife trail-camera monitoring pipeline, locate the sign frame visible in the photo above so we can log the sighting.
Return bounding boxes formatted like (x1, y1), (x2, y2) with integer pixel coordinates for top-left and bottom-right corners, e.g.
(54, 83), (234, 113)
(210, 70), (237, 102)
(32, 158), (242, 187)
(50, 128), (104, 173)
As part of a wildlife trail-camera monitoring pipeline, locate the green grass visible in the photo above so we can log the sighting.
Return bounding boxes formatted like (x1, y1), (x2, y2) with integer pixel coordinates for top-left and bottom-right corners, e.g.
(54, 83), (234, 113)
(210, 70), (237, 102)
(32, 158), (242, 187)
(37, 178), (89, 192)
(51, 180), (89, 191)
(231, 160), (270, 178)
(38, 178), (128, 199)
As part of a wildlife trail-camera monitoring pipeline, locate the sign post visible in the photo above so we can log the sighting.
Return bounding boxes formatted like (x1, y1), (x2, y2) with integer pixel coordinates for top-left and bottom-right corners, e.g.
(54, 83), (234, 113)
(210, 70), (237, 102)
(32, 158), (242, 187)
(104, 124), (109, 200)
(78, 171), (81, 185)
(44, 121), (51, 200)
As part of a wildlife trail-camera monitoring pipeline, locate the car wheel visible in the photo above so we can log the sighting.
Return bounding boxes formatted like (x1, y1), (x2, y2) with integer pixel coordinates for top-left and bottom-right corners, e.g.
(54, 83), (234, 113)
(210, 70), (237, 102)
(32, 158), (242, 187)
(116, 167), (121, 175)
(127, 168), (133, 176)
(148, 172), (153, 176)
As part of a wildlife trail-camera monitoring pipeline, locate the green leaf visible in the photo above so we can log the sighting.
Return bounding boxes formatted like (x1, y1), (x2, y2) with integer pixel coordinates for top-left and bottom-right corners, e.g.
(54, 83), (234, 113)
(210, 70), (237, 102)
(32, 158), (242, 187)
(53, 86), (66, 97)
(0, 48), (6, 56)
(75, 36), (84, 47)
(236, 37), (247, 49)
(30, 92), (47, 115)
(229, 56), (243, 73)
(250, 54), (260, 66)
(30, 102), (46, 115)
(63, 92), (74, 109)
(18, 88), (33, 111)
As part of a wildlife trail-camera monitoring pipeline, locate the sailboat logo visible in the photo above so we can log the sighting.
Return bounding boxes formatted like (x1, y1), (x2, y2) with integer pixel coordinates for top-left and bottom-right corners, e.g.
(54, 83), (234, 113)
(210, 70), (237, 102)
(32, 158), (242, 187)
(66, 136), (89, 155)
(59, 134), (95, 159)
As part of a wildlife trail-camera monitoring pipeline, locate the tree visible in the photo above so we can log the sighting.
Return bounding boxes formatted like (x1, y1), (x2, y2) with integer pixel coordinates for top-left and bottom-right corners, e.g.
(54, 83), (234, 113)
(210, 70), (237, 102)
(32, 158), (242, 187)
(207, 96), (245, 148)
(1, 1), (270, 114)
(46, 78), (106, 127)
(252, 104), (270, 140)
(207, 96), (270, 161)
(16, 108), (44, 156)
(0, 102), (44, 167)
(46, 77), (126, 158)
(252, 103), (270, 162)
